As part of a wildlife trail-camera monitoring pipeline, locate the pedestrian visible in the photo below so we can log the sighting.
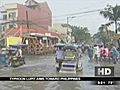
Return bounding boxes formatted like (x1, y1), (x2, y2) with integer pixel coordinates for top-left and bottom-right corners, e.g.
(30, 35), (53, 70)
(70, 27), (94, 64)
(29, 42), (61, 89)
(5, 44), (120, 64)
(93, 44), (100, 61)
(78, 46), (82, 58)
(102, 45), (109, 61)
(100, 45), (104, 61)
(81, 44), (85, 54)
(87, 46), (93, 60)
(110, 45), (119, 64)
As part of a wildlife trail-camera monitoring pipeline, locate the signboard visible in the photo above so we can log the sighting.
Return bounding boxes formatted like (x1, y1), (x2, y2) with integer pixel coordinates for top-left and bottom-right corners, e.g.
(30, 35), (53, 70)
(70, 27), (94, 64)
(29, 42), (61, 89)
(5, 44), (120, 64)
(30, 33), (44, 36)
(112, 34), (120, 39)
(43, 37), (47, 40)
(7, 36), (22, 47)
(45, 33), (51, 37)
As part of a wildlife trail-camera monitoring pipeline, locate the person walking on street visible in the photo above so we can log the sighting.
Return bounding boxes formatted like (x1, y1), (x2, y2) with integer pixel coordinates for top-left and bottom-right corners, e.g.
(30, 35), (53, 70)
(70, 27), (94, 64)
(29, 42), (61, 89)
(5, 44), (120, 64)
(93, 45), (100, 61)
(102, 45), (109, 61)
(110, 45), (119, 64)
(87, 46), (93, 61)
(78, 46), (82, 58)
(100, 45), (104, 61)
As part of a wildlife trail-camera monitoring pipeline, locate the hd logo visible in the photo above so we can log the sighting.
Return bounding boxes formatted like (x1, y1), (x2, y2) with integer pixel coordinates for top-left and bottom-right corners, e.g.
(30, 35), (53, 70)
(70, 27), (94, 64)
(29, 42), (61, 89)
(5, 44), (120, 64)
(95, 66), (114, 76)
(94, 66), (115, 85)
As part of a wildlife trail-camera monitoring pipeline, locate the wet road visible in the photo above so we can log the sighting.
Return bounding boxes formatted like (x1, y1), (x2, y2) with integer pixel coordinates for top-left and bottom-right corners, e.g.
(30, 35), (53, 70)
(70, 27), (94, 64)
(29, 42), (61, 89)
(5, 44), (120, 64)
(0, 54), (120, 90)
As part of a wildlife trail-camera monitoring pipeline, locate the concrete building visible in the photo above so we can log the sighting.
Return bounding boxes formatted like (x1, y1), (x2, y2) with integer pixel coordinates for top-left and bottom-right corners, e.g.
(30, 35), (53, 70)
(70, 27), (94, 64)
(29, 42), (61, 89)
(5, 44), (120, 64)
(0, 0), (60, 46)
(52, 23), (72, 43)
(0, 0), (52, 31)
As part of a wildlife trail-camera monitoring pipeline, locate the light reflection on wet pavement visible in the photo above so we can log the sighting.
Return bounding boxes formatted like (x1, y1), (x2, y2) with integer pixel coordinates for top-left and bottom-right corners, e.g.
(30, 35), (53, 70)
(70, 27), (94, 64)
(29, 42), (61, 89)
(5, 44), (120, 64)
(0, 54), (120, 90)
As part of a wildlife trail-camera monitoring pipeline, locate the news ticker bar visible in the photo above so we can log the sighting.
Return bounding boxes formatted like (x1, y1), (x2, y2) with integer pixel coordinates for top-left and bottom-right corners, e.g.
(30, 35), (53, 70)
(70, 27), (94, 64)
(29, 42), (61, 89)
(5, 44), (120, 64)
(0, 77), (120, 81)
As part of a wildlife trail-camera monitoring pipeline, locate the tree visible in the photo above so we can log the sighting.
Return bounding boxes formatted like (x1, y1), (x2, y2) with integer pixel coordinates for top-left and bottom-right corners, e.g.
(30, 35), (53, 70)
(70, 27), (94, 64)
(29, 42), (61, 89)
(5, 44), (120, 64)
(61, 24), (91, 43)
(93, 28), (114, 45)
(98, 24), (109, 45)
(100, 5), (120, 46)
(71, 26), (91, 43)
(100, 5), (120, 34)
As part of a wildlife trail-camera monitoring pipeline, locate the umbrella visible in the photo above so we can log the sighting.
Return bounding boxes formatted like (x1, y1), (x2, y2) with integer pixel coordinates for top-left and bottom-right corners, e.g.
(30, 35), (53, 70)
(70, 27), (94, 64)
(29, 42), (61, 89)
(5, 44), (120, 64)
(63, 44), (76, 51)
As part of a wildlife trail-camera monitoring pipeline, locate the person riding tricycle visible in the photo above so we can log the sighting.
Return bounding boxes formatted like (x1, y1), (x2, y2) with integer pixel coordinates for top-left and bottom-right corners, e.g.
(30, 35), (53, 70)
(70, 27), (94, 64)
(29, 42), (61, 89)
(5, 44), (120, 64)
(54, 43), (65, 72)
(9, 45), (26, 67)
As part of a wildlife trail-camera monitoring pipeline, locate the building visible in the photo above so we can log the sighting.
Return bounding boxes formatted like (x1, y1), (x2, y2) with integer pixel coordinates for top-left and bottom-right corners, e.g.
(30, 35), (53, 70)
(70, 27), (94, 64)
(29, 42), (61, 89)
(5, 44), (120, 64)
(0, 0), (52, 31)
(52, 23), (72, 43)
(0, 0), (59, 47)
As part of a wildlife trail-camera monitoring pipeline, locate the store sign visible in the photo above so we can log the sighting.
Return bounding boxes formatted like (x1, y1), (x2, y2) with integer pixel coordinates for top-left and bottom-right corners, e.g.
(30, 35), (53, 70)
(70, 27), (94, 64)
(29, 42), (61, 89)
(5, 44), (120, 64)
(43, 37), (47, 40)
(45, 33), (51, 36)
(112, 34), (120, 39)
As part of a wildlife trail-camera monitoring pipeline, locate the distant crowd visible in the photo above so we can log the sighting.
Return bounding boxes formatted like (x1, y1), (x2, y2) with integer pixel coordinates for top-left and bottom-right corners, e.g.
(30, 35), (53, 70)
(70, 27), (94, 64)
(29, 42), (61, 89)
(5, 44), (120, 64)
(86, 44), (120, 64)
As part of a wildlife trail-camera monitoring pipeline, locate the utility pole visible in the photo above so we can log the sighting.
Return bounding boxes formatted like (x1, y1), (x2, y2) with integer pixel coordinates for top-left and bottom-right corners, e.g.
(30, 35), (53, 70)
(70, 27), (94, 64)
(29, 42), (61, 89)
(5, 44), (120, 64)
(26, 10), (30, 35)
(67, 16), (69, 43)
(26, 10), (29, 29)
(66, 16), (75, 43)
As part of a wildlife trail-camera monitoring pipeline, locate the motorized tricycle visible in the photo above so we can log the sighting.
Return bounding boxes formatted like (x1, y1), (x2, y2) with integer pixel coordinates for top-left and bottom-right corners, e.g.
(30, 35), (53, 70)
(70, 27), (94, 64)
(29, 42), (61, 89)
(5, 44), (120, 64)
(9, 44), (27, 67)
(54, 43), (82, 73)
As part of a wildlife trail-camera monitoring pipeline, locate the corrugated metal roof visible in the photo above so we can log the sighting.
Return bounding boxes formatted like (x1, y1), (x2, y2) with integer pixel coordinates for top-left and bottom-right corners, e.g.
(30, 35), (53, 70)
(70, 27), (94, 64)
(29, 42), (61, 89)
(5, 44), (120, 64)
(5, 27), (60, 38)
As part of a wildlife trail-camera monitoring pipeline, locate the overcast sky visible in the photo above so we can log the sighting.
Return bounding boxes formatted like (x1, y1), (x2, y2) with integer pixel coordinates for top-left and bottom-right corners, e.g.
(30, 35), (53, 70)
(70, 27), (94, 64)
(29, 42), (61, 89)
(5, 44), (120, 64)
(0, 0), (120, 35)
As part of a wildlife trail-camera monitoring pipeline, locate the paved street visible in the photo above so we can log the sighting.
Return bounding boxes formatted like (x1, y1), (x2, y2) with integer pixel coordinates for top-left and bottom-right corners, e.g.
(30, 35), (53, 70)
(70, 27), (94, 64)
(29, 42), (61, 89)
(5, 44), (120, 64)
(0, 54), (120, 90)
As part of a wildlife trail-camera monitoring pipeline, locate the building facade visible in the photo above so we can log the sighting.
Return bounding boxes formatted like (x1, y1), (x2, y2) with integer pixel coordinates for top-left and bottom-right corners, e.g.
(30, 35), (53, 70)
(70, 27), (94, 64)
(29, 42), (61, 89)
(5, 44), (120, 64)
(0, 0), (52, 32)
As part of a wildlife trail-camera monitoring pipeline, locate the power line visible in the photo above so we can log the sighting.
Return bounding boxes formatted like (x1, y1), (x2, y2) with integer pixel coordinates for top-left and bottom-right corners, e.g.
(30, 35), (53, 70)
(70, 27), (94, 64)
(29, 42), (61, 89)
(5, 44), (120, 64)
(0, 9), (103, 23)
(31, 9), (103, 21)
(0, 10), (100, 28)
(0, 9), (101, 23)
(0, 11), (99, 25)
(0, 9), (103, 31)
(57, 9), (102, 18)
(37, 12), (100, 23)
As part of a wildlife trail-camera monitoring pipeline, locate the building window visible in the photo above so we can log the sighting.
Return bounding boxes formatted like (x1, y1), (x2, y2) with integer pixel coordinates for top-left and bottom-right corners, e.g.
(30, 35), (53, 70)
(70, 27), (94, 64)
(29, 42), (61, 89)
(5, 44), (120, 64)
(3, 15), (7, 20)
(9, 12), (16, 19)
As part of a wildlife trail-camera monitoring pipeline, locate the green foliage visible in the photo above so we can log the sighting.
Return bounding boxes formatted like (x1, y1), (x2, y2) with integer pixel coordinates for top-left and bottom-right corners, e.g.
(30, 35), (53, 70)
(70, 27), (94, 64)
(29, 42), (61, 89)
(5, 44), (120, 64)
(100, 5), (120, 21)
(70, 25), (91, 43)
(100, 5), (120, 33)
(100, 4), (120, 46)
(93, 27), (114, 45)
(61, 24), (91, 43)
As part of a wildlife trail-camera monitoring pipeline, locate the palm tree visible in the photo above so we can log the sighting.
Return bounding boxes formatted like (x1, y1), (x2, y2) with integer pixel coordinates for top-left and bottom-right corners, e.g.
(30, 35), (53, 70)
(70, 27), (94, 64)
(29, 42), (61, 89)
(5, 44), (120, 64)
(98, 24), (107, 45)
(100, 5), (120, 34)
(100, 5), (120, 47)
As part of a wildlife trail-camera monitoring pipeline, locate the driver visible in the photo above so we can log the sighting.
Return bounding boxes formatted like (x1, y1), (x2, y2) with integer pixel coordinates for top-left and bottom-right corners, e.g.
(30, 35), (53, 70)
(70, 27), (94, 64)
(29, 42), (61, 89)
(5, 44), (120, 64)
(55, 47), (64, 71)
(16, 47), (22, 57)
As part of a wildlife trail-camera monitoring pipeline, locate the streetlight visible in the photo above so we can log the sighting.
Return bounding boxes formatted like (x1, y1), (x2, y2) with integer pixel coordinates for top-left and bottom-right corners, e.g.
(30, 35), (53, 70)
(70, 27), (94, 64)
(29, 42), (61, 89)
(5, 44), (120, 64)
(66, 16), (75, 43)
